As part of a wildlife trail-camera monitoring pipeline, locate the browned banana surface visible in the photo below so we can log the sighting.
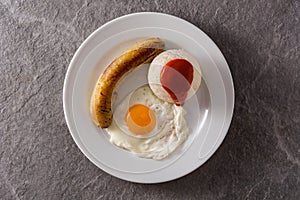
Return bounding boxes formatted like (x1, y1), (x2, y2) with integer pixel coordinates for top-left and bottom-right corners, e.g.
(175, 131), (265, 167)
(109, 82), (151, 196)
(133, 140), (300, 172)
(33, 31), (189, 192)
(91, 38), (165, 128)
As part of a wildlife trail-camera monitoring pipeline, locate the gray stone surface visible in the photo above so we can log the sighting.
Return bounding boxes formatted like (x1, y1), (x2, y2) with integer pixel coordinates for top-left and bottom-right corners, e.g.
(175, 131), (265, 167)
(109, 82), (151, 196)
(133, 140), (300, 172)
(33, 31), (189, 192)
(0, 0), (299, 199)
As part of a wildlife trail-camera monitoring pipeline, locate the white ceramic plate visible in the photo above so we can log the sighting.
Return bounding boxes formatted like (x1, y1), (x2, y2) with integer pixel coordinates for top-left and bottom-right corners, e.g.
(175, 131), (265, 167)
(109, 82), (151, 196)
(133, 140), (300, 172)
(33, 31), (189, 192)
(63, 12), (234, 183)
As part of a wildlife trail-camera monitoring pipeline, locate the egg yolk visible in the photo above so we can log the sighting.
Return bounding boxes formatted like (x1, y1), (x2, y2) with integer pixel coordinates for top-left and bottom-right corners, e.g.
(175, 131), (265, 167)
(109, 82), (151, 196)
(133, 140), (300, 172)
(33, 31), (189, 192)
(125, 104), (156, 135)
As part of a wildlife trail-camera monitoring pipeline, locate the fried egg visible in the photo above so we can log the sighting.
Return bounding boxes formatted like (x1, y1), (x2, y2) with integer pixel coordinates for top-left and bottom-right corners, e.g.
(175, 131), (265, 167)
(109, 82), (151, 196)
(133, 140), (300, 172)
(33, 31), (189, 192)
(106, 85), (189, 160)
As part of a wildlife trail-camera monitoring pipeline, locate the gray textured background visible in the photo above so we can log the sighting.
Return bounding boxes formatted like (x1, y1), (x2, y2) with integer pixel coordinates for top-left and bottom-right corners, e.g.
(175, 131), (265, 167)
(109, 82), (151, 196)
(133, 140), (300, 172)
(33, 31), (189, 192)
(1, 0), (300, 199)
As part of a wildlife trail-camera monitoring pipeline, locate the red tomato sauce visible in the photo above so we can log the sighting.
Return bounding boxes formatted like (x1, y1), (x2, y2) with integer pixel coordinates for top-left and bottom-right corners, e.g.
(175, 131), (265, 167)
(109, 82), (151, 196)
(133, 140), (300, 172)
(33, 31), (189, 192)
(160, 59), (193, 105)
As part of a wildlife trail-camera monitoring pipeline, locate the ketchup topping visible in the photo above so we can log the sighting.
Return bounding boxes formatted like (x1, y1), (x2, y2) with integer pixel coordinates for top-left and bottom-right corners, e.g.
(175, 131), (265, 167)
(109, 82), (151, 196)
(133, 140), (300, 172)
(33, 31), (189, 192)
(160, 59), (193, 105)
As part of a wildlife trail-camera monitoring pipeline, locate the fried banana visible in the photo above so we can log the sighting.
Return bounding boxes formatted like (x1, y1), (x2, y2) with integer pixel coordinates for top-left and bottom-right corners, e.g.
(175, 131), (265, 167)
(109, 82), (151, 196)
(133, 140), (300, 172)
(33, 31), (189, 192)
(91, 38), (165, 128)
